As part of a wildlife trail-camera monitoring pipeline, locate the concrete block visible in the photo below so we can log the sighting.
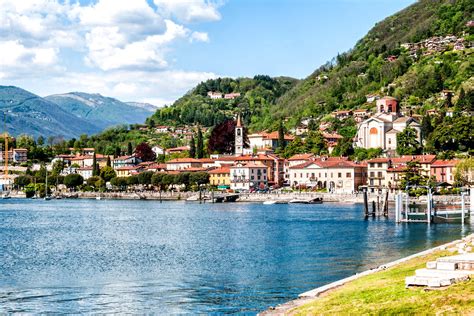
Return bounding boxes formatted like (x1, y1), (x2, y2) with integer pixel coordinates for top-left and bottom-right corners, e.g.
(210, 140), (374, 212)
(436, 261), (457, 271)
(426, 261), (437, 269)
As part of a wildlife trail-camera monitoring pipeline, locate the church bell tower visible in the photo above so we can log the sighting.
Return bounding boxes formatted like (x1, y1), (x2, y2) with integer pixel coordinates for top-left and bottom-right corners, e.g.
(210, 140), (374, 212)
(235, 114), (243, 156)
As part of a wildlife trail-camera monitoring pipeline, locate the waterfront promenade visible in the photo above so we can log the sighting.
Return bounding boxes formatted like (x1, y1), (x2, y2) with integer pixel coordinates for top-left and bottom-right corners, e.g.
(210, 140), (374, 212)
(8, 190), (471, 205)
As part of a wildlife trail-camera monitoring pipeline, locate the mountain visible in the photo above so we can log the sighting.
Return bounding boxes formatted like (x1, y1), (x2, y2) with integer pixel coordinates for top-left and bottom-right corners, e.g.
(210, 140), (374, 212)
(148, 0), (472, 131)
(126, 102), (158, 112)
(45, 92), (155, 130)
(0, 86), (101, 139)
(272, 0), (473, 126)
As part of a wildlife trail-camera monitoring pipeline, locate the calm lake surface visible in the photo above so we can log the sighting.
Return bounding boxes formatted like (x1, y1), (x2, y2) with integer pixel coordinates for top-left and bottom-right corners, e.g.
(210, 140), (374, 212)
(0, 199), (472, 313)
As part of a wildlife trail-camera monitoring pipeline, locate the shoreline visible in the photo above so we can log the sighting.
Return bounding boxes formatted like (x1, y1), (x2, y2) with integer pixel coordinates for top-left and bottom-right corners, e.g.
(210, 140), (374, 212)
(259, 233), (474, 315)
(5, 191), (468, 205)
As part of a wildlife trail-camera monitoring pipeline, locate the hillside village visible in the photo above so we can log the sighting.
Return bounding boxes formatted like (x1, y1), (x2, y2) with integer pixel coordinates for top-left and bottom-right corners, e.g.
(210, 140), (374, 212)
(1, 94), (471, 196)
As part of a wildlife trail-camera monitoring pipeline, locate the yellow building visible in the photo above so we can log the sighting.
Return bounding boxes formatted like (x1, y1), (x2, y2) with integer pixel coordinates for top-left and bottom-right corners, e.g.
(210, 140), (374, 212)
(115, 166), (139, 177)
(209, 167), (231, 189)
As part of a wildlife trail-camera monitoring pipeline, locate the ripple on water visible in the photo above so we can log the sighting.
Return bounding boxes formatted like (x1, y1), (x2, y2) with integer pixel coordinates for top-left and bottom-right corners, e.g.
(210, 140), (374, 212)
(0, 198), (472, 313)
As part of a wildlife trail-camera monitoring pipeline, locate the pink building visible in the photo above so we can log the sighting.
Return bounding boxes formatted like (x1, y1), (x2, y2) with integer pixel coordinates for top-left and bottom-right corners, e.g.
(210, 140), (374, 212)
(376, 96), (399, 113)
(431, 160), (459, 184)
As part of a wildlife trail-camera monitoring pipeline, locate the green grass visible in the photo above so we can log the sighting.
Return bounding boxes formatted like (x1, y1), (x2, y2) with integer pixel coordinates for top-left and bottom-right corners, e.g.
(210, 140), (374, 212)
(292, 251), (474, 315)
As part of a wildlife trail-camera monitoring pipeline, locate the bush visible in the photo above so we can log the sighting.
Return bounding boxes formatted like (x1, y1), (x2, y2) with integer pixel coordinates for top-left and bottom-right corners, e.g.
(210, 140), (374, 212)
(64, 173), (84, 189)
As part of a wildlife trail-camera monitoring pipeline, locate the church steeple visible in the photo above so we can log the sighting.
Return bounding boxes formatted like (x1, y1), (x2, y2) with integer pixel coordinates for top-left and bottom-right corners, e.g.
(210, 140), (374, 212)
(235, 114), (243, 156)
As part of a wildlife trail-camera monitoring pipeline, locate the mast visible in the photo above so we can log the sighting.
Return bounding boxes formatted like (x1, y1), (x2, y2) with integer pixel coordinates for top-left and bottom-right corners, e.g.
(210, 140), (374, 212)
(3, 112), (8, 179)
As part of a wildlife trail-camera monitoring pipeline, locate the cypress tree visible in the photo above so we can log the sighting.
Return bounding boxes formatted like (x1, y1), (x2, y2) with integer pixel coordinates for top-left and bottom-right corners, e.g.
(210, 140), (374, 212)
(196, 127), (204, 159)
(127, 142), (133, 155)
(189, 135), (196, 158)
(278, 120), (286, 151)
(92, 152), (98, 176)
(106, 156), (111, 167)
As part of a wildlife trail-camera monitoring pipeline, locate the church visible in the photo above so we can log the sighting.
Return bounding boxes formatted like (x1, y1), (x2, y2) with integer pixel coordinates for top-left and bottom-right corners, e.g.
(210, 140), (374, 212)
(354, 97), (421, 153)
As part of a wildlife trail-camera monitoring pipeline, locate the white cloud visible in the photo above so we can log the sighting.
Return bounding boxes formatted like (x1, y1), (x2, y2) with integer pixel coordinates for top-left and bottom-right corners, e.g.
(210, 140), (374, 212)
(190, 31), (210, 43)
(38, 69), (218, 106)
(154, 0), (221, 23)
(0, 0), (224, 105)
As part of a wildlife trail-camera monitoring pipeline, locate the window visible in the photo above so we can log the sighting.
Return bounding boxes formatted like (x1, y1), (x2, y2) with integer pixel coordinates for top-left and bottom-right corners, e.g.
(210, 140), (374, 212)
(237, 129), (241, 136)
(346, 173), (351, 178)
(378, 163), (382, 168)
(251, 176), (254, 180)
(258, 176), (261, 180)
(378, 172), (382, 178)
(388, 139), (391, 145)
(370, 172), (375, 177)
(370, 163), (374, 168)
(338, 173), (342, 178)
(370, 127), (378, 135)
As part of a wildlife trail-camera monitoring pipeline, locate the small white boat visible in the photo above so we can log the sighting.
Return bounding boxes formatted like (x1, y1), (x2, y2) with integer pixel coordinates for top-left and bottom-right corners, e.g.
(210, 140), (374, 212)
(289, 197), (323, 204)
(263, 200), (288, 205)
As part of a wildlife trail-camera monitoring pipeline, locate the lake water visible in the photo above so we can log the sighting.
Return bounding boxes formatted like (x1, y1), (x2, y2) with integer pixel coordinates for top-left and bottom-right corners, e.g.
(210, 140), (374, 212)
(0, 199), (472, 313)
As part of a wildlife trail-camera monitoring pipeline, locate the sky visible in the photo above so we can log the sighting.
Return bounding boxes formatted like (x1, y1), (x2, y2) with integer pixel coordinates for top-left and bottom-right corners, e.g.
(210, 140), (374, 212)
(0, 0), (416, 106)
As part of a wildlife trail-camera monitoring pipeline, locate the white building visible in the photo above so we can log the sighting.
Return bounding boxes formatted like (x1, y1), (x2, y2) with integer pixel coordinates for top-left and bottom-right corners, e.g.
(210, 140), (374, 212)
(77, 167), (93, 180)
(247, 131), (294, 152)
(165, 158), (202, 171)
(152, 145), (165, 156)
(288, 159), (367, 193)
(355, 97), (421, 152)
(230, 163), (268, 191)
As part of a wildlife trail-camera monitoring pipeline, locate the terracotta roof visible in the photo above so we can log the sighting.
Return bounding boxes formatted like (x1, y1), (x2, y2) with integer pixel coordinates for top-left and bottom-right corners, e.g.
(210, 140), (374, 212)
(114, 155), (135, 161)
(287, 153), (315, 161)
(367, 158), (390, 163)
(386, 129), (401, 134)
(393, 116), (412, 123)
(215, 156), (237, 161)
(232, 163), (267, 168)
(116, 166), (140, 171)
(167, 158), (200, 163)
(431, 160), (459, 167)
(322, 132), (343, 139)
(249, 131), (294, 141)
(197, 158), (215, 163)
(209, 167), (231, 174)
(146, 163), (166, 170)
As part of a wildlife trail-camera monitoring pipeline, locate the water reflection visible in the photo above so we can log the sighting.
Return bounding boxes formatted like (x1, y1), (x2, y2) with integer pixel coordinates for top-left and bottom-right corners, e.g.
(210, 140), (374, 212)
(0, 199), (472, 313)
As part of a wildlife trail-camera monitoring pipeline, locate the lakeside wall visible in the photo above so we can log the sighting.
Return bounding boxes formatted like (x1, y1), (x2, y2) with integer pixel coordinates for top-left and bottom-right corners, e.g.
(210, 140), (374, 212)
(8, 190), (470, 205)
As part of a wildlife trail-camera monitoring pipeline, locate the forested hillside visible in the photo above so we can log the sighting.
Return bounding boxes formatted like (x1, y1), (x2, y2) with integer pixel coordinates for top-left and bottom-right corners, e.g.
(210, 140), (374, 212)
(147, 0), (472, 132)
(148, 75), (298, 131)
(274, 0), (473, 126)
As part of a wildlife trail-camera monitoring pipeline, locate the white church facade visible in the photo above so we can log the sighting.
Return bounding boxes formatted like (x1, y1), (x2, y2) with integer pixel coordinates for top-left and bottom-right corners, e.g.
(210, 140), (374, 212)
(355, 97), (421, 152)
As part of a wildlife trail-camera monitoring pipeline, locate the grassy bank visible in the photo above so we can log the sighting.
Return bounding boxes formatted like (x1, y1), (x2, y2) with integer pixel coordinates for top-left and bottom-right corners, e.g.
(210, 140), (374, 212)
(292, 249), (474, 315)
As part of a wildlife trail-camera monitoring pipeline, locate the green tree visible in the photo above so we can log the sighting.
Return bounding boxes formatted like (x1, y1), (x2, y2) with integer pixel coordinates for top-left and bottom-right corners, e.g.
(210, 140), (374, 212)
(110, 177), (128, 190)
(278, 120), (286, 152)
(196, 127), (204, 159)
(127, 142), (133, 155)
(305, 131), (327, 155)
(37, 135), (44, 146)
(189, 135), (196, 158)
(106, 156), (111, 167)
(100, 166), (116, 182)
(87, 176), (102, 188)
(284, 137), (305, 158)
(400, 160), (428, 191)
(92, 152), (98, 176)
(14, 175), (31, 188)
(420, 115), (433, 140)
(396, 127), (422, 155)
(127, 175), (139, 186)
(332, 137), (354, 157)
(138, 171), (154, 185)
(64, 173), (84, 189)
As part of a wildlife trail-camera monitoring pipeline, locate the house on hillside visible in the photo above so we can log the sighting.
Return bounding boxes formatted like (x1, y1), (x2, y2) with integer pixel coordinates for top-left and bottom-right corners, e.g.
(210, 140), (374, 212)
(355, 97), (421, 152)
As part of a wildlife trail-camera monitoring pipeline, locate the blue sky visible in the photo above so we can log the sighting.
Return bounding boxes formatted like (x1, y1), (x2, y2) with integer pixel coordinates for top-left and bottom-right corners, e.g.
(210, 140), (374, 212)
(0, 0), (415, 105)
